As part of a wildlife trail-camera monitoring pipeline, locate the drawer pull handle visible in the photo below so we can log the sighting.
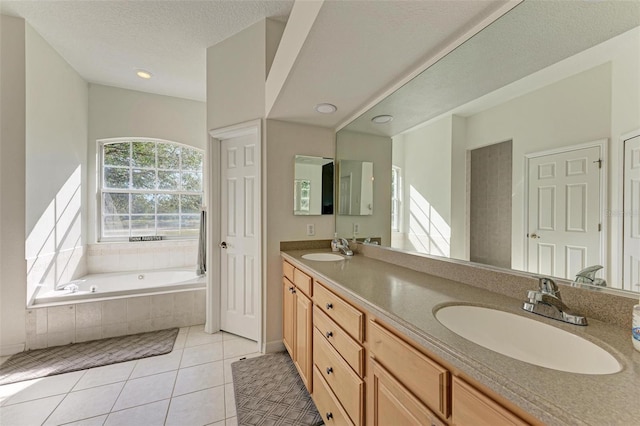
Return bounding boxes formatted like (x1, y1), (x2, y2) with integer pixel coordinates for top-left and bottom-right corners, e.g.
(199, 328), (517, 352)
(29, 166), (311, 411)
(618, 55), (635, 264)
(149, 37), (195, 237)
(326, 303), (333, 310)
(326, 412), (333, 421)
(325, 331), (333, 338)
(326, 366), (333, 375)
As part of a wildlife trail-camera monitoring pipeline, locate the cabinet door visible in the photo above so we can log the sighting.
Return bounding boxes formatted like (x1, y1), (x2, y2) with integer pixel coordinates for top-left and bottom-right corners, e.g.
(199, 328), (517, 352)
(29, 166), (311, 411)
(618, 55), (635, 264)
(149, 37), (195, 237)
(452, 377), (528, 426)
(295, 291), (313, 392)
(282, 278), (296, 358)
(369, 359), (445, 426)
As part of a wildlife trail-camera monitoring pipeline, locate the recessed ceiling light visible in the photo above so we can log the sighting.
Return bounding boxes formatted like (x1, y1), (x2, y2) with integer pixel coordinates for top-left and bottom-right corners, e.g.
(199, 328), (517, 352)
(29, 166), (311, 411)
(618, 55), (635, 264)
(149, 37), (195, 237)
(371, 115), (393, 124)
(314, 103), (337, 114)
(136, 69), (152, 79)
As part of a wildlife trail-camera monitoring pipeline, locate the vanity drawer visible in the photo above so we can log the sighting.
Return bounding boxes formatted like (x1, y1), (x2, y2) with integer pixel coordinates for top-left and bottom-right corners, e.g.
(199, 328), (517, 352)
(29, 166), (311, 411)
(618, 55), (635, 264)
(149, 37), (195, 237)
(452, 377), (528, 426)
(282, 260), (295, 282)
(313, 366), (354, 426)
(293, 268), (313, 297)
(314, 306), (364, 377)
(369, 320), (450, 419)
(314, 327), (364, 426)
(314, 282), (364, 342)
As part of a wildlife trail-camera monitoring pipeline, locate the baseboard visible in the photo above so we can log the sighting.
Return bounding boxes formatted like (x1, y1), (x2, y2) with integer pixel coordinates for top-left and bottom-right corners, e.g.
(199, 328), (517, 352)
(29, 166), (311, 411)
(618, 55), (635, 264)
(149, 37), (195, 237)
(1, 342), (25, 356)
(263, 340), (285, 354)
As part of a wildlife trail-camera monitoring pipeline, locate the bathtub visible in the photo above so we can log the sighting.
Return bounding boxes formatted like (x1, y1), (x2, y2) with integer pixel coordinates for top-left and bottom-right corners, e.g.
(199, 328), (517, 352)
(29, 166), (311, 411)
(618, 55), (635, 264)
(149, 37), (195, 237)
(33, 267), (206, 305)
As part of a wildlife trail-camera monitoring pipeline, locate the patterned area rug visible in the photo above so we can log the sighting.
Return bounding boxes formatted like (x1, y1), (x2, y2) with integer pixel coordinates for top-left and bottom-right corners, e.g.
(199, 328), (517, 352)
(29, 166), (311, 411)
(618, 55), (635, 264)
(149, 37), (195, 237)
(231, 352), (323, 426)
(0, 328), (179, 385)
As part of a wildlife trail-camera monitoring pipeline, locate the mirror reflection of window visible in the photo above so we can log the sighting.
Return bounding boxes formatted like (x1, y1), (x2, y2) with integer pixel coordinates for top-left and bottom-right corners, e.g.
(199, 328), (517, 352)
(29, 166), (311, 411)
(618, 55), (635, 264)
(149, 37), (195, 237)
(294, 179), (311, 214)
(391, 166), (401, 232)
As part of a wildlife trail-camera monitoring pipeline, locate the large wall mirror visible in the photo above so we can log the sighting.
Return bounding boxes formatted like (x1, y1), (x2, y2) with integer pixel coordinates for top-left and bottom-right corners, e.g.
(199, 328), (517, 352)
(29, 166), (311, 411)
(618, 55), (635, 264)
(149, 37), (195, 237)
(336, 1), (640, 294)
(294, 155), (334, 215)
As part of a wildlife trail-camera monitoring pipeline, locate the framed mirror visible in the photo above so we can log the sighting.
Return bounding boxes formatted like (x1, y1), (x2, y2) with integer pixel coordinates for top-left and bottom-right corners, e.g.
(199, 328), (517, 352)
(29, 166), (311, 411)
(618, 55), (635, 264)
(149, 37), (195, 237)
(294, 155), (334, 215)
(336, 1), (640, 293)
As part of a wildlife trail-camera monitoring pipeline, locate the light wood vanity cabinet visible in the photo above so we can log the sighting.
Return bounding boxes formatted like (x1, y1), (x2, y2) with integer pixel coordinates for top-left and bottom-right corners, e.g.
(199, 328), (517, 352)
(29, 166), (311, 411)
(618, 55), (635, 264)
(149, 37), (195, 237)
(282, 260), (313, 392)
(313, 281), (366, 426)
(282, 257), (535, 426)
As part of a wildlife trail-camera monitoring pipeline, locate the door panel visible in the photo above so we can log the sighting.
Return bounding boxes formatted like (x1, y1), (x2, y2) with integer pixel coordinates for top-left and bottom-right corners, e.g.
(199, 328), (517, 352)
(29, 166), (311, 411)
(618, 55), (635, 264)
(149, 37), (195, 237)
(624, 135), (640, 291)
(221, 133), (260, 340)
(527, 145), (601, 279)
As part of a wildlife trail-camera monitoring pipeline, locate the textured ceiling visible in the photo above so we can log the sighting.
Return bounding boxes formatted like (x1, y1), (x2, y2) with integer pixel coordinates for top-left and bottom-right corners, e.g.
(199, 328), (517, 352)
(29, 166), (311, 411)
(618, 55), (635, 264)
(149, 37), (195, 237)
(0, 0), (294, 101)
(267, 0), (507, 128)
(343, 1), (640, 137)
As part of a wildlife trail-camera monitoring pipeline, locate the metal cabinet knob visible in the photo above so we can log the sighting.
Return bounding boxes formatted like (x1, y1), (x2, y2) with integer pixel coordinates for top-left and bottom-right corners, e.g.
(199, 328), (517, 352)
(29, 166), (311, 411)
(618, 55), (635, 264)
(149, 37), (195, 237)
(326, 412), (333, 421)
(326, 366), (333, 375)
(325, 331), (333, 338)
(326, 303), (333, 310)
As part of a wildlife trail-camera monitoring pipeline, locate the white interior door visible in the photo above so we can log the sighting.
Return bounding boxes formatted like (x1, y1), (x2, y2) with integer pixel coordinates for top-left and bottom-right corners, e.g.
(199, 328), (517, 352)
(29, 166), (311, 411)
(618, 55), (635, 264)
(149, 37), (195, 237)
(624, 135), (640, 292)
(220, 133), (260, 340)
(527, 145), (602, 279)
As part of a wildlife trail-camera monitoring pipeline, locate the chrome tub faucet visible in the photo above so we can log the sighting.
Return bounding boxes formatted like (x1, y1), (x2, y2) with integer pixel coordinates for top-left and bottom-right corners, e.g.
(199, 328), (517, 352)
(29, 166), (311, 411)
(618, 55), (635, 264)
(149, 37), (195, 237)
(522, 276), (587, 325)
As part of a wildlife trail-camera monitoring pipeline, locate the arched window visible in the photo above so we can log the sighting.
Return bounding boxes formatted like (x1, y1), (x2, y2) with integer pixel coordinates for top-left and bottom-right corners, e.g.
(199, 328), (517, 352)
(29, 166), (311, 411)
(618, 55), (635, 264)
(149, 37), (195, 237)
(98, 138), (204, 240)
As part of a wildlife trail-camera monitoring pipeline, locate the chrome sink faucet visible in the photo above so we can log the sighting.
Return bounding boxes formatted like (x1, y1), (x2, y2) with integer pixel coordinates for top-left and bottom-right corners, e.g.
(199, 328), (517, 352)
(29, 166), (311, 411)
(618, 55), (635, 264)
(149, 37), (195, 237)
(522, 277), (587, 325)
(336, 238), (354, 256)
(573, 265), (607, 287)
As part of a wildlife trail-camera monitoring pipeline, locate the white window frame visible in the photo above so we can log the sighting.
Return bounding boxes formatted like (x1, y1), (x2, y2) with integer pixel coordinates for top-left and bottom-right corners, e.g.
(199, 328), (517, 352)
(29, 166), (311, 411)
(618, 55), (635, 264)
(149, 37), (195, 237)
(97, 137), (204, 242)
(391, 166), (402, 232)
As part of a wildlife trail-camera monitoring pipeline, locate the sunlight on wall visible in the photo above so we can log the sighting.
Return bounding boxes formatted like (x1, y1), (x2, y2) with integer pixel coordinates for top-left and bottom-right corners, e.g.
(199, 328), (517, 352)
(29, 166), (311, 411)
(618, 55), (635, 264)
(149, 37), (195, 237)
(407, 185), (451, 256)
(25, 166), (85, 304)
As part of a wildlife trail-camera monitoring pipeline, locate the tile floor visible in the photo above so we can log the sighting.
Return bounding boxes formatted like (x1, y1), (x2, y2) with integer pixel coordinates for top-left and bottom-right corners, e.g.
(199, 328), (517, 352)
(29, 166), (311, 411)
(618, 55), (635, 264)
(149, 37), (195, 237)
(0, 325), (262, 426)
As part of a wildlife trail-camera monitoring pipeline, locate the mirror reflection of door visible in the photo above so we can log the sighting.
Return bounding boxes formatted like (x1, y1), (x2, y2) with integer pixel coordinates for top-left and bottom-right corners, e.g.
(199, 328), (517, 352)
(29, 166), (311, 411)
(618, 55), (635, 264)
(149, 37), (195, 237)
(624, 135), (640, 292)
(526, 143), (603, 279)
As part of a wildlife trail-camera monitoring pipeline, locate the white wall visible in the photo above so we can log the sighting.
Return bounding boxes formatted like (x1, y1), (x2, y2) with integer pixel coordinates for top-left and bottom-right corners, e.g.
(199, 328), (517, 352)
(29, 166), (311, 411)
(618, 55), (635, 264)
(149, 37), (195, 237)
(393, 116), (452, 256)
(0, 15), (27, 355)
(87, 84), (206, 244)
(265, 119), (334, 349)
(25, 24), (89, 302)
(336, 130), (392, 245)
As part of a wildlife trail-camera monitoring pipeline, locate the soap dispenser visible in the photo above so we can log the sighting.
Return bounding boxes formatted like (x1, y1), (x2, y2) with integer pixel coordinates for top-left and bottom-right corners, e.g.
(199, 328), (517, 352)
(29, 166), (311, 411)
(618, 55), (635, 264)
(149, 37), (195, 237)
(633, 297), (640, 352)
(331, 233), (340, 252)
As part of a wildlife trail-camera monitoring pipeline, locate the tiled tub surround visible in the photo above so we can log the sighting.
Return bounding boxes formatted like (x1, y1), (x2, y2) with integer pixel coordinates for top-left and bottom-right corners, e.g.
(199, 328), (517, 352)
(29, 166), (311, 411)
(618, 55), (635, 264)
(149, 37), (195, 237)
(86, 240), (198, 274)
(26, 289), (206, 350)
(282, 247), (640, 425)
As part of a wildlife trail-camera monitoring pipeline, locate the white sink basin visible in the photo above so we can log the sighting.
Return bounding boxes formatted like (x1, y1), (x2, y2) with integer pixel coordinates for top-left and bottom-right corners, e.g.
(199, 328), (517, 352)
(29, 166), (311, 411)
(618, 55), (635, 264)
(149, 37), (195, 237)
(301, 253), (345, 261)
(435, 305), (621, 375)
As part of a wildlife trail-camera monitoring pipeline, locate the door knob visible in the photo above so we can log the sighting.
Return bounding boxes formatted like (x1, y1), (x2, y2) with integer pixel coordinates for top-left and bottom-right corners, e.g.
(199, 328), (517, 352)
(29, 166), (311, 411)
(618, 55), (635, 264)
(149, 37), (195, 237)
(219, 241), (228, 249)
(529, 233), (541, 239)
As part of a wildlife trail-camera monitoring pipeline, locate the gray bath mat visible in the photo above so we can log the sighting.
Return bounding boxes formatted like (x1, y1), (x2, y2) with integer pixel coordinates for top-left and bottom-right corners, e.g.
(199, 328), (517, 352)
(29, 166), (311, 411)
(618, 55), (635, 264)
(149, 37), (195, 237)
(0, 328), (179, 385)
(231, 352), (323, 426)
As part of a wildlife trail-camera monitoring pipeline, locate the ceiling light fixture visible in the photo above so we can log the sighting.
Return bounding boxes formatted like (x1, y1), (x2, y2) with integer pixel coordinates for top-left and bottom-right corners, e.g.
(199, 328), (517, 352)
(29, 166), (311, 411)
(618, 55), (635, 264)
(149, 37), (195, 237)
(314, 103), (337, 114)
(371, 115), (393, 124)
(136, 69), (152, 79)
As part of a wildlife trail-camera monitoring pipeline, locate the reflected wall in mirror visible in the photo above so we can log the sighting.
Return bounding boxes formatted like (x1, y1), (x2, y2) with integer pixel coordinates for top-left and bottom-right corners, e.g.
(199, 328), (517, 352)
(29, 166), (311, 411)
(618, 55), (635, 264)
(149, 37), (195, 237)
(336, 1), (640, 293)
(293, 155), (334, 215)
(338, 160), (374, 216)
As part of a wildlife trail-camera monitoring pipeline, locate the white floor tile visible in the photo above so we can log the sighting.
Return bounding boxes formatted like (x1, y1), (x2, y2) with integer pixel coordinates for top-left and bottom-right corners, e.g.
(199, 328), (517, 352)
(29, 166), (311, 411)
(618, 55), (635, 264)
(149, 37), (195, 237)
(0, 394), (64, 426)
(223, 338), (259, 359)
(173, 361), (224, 396)
(165, 386), (225, 426)
(180, 342), (223, 368)
(44, 382), (124, 426)
(104, 399), (169, 426)
(73, 361), (136, 391)
(111, 371), (176, 411)
(225, 416), (238, 426)
(221, 332), (241, 342)
(0, 356), (10, 366)
(172, 334), (187, 350)
(129, 351), (182, 379)
(2, 370), (85, 406)
(185, 330), (223, 348)
(224, 382), (236, 418)
(223, 352), (261, 384)
(60, 414), (108, 426)
(206, 421), (225, 426)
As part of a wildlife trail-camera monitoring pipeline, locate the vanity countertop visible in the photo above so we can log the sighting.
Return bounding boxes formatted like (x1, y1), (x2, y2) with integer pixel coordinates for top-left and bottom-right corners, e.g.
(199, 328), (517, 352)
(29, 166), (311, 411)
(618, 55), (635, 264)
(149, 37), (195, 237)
(281, 249), (640, 426)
